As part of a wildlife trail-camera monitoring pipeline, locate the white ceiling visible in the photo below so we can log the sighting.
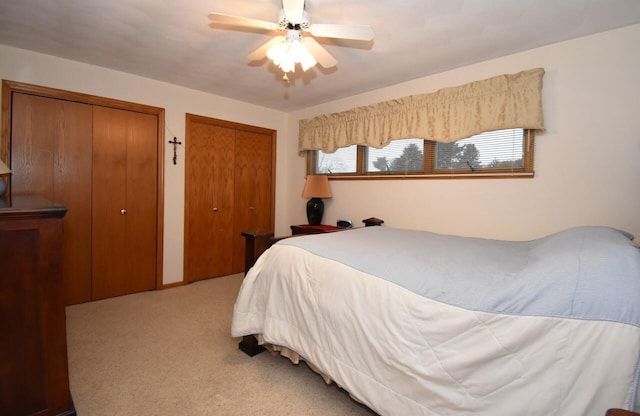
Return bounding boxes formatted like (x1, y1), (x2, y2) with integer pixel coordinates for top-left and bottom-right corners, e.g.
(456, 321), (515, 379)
(1, 0), (640, 112)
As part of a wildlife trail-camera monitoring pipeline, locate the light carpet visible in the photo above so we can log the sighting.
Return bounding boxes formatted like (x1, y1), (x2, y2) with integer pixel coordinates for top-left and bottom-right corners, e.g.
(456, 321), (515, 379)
(65, 273), (376, 415)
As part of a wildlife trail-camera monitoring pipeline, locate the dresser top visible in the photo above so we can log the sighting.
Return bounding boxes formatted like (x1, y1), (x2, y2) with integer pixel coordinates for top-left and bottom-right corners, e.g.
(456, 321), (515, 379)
(0, 195), (67, 220)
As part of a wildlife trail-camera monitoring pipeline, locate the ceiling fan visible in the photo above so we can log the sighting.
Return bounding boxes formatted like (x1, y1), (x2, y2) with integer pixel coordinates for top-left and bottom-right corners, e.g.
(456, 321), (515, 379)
(208, 0), (374, 79)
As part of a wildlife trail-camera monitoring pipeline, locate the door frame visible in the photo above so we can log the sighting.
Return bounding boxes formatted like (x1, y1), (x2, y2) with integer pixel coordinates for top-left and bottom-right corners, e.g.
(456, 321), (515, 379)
(1, 80), (165, 291)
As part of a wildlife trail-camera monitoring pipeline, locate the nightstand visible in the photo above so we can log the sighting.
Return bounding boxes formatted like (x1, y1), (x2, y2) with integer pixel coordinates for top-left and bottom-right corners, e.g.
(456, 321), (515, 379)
(290, 224), (344, 235)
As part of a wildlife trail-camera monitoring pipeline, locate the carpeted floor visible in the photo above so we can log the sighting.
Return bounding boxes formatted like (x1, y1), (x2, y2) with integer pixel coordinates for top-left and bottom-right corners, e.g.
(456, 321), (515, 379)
(65, 273), (377, 415)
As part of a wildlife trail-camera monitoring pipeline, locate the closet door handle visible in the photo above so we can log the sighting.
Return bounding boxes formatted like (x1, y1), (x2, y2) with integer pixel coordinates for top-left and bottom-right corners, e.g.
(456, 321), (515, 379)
(249, 206), (255, 211)
(213, 207), (218, 212)
(120, 209), (127, 215)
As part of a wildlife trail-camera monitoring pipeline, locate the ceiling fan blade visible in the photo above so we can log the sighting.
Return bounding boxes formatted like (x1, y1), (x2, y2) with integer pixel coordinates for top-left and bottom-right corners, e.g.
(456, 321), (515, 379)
(282, 0), (305, 24)
(208, 12), (278, 31)
(248, 36), (286, 61)
(308, 23), (374, 41)
(301, 37), (337, 68)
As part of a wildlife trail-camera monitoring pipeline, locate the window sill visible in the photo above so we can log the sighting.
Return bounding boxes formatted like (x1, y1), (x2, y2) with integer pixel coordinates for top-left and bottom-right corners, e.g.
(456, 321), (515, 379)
(327, 172), (535, 180)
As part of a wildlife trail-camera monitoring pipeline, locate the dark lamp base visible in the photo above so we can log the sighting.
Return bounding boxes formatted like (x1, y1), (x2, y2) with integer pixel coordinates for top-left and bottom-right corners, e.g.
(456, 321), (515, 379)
(306, 198), (324, 226)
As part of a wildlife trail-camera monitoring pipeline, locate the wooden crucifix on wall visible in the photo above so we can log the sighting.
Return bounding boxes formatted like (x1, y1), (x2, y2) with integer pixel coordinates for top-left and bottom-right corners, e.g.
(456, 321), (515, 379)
(168, 137), (182, 165)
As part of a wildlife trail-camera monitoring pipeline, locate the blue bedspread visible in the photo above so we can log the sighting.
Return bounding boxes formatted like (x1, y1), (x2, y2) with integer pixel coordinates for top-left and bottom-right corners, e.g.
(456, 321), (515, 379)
(278, 226), (640, 326)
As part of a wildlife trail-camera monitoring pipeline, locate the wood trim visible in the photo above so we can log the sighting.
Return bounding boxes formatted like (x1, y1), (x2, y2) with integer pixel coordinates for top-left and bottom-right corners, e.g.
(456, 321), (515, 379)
(2, 80), (163, 115)
(1, 81), (13, 171)
(523, 128), (535, 173)
(156, 109), (166, 290)
(185, 113), (277, 136)
(1, 79), (165, 292)
(326, 172), (535, 181)
(161, 281), (184, 290)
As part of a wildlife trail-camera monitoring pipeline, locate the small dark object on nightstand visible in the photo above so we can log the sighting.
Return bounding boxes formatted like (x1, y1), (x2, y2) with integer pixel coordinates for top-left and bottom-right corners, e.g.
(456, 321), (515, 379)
(362, 217), (384, 227)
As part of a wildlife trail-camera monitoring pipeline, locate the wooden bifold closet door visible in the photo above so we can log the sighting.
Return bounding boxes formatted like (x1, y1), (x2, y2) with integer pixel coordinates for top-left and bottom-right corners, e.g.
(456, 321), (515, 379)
(10, 93), (94, 304)
(184, 114), (275, 283)
(91, 106), (158, 300)
(6, 83), (163, 304)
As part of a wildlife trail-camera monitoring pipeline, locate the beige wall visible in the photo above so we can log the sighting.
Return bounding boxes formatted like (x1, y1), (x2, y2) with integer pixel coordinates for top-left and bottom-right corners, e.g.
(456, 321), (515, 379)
(1, 23), (639, 284)
(288, 24), (640, 241)
(0, 45), (288, 285)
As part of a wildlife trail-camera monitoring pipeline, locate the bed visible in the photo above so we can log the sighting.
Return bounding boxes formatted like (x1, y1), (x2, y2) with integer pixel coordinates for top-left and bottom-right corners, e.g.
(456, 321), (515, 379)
(231, 226), (640, 416)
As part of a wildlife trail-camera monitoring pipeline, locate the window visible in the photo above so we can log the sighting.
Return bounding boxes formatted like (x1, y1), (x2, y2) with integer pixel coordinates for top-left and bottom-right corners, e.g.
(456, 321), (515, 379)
(308, 129), (534, 179)
(315, 145), (357, 174)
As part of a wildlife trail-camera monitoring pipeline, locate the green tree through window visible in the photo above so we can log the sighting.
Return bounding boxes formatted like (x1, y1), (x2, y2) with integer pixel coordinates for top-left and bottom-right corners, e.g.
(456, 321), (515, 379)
(436, 142), (481, 170)
(390, 143), (423, 171)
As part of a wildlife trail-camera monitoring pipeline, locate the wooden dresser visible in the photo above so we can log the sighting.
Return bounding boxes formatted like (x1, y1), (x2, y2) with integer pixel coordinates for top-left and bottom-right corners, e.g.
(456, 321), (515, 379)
(0, 196), (76, 415)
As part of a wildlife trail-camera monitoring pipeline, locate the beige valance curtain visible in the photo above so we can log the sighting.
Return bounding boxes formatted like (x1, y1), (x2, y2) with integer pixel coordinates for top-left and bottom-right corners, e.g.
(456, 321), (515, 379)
(298, 68), (545, 152)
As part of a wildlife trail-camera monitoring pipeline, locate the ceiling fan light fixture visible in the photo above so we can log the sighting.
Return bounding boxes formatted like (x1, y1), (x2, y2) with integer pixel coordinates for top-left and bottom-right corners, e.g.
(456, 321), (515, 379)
(209, 1), (372, 77)
(266, 35), (317, 74)
(291, 39), (317, 71)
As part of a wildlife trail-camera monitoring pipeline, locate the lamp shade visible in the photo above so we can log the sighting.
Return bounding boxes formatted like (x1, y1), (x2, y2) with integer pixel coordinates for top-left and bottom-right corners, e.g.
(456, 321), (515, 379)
(302, 175), (332, 199)
(0, 160), (10, 175)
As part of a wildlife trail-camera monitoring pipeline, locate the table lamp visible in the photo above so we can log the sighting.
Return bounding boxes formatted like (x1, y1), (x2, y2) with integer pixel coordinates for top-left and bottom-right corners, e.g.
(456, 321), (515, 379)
(0, 159), (10, 198)
(302, 175), (332, 225)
